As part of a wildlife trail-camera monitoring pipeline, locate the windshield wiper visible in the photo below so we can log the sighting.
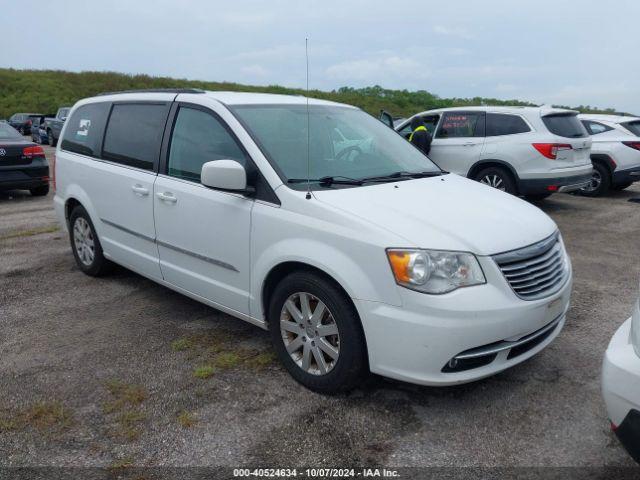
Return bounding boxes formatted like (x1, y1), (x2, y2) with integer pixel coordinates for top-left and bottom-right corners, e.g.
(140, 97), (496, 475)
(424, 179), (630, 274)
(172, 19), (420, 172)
(287, 176), (364, 186)
(360, 170), (444, 183)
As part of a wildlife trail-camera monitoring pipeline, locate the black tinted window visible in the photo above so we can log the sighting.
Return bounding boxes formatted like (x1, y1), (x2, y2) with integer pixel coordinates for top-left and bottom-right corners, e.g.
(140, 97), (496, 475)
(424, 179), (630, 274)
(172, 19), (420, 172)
(168, 107), (246, 182)
(61, 103), (110, 156)
(486, 113), (530, 136)
(622, 121), (640, 137)
(542, 114), (588, 138)
(436, 112), (484, 138)
(103, 103), (169, 170)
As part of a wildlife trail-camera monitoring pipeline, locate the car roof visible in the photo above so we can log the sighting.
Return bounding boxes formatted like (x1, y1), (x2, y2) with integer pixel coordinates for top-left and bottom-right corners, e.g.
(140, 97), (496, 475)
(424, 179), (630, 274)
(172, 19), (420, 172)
(578, 113), (640, 124)
(84, 89), (353, 109)
(396, 105), (578, 127)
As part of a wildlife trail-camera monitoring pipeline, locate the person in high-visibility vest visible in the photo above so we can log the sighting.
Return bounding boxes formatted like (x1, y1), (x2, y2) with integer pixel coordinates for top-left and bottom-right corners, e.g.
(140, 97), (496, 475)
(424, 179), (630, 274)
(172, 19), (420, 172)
(408, 116), (432, 155)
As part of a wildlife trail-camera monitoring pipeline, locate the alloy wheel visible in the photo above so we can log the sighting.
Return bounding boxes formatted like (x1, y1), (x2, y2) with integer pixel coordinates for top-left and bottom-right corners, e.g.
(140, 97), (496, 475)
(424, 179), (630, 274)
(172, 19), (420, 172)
(480, 174), (506, 191)
(582, 170), (602, 193)
(73, 217), (95, 266)
(279, 292), (340, 376)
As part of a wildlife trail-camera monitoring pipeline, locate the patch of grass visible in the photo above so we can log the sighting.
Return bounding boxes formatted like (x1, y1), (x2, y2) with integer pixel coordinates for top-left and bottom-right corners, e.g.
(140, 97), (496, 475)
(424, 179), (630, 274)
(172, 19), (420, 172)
(212, 352), (241, 369)
(177, 410), (197, 428)
(0, 402), (73, 433)
(171, 337), (193, 352)
(103, 380), (148, 442)
(0, 225), (59, 241)
(193, 365), (215, 379)
(244, 351), (277, 370)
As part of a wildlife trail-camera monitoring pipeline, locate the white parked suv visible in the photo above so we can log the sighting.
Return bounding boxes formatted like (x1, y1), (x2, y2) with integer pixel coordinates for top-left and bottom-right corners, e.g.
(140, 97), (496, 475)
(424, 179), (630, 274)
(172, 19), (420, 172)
(602, 289), (640, 463)
(389, 106), (593, 200)
(579, 114), (640, 196)
(54, 89), (573, 393)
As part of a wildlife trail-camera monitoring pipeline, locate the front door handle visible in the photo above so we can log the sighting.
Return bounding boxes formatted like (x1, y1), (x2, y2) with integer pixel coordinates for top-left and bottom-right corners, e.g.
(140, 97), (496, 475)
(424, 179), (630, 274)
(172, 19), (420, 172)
(462, 142), (478, 147)
(156, 191), (177, 204)
(131, 184), (149, 196)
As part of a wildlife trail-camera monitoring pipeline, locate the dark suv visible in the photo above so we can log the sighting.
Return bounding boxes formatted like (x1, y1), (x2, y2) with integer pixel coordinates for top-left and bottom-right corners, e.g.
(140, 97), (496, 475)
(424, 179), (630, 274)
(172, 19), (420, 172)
(8, 113), (43, 135)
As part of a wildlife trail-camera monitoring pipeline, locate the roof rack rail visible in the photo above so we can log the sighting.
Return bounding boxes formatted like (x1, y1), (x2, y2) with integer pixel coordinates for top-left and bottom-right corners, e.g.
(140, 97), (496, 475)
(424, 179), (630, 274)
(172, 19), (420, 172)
(97, 88), (206, 96)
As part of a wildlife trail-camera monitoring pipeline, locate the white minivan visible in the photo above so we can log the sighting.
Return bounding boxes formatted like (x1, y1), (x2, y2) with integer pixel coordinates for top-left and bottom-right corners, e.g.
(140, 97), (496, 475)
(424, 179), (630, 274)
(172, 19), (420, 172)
(387, 106), (593, 200)
(54, 90), (573, 393)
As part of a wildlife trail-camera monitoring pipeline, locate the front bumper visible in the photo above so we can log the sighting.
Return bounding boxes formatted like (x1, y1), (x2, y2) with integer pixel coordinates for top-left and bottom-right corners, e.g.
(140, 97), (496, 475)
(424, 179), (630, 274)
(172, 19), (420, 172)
(519, 172), (592, 195)
(613, 166), (640, 186)
(602, 310), (640, 463)
(356, 256), (572, 386)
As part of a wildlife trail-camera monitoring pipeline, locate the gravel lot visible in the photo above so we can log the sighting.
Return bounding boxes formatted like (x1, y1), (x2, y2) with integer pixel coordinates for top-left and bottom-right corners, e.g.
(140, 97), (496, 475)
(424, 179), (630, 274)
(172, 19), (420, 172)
(1, 143), (639, 471)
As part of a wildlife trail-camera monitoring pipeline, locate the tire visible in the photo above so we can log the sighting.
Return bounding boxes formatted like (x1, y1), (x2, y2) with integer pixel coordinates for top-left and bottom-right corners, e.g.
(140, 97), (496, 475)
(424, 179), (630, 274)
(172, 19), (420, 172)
(30, 184), (49, 196)
(580, 162), (611, 197)
(19, 127), (25, 135)
(268, 271), (367, 394)
(475, 166), (517, 195)
(48, 130), (56, 147)
(612, 182), (632, 191)
(524, 193), (552, 202)
(69, 205), (113, 276)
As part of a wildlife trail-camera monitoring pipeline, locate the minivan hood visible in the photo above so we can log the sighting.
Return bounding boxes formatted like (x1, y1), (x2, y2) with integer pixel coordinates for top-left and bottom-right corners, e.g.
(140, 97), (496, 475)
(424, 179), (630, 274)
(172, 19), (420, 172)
(313, 174), (557, 256)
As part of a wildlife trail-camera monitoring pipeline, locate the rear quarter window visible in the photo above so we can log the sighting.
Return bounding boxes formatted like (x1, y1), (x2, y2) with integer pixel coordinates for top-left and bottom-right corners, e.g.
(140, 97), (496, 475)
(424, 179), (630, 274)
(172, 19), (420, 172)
(580, 120), (613, 135)
(622, 121), (640, 137)
(486, 113), (530, 136)
(102, 103), (170, 171)
(542, 114), (588, 138)
(61, 103), (110, 156)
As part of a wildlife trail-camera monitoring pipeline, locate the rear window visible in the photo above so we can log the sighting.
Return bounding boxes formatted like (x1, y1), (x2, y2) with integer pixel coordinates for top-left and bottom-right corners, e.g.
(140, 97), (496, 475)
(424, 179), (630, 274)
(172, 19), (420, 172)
(102, 103), (170, 171)
(61, 103), (110, 157)
(0, 123), (21, 139)
(622, 121), (640, 137)
(542, 113), (588, 138)
(486, 113), (530, 136)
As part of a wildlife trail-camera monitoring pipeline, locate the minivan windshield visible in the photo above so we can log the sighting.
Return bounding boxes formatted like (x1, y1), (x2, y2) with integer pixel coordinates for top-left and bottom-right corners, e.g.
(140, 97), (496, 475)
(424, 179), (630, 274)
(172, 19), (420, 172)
(231, 104), (441, 189)
(542, 113), (588, 138)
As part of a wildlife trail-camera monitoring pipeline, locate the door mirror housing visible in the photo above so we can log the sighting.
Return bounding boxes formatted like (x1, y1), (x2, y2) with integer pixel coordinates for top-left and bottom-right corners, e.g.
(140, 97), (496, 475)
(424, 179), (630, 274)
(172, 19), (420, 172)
(379, 110), (395, 129)
(201, 160), (254, 195)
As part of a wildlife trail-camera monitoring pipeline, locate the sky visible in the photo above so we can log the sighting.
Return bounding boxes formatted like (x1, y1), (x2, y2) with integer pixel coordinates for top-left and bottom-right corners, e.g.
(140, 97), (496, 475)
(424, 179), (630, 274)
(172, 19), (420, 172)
(2, 0), (639, 113)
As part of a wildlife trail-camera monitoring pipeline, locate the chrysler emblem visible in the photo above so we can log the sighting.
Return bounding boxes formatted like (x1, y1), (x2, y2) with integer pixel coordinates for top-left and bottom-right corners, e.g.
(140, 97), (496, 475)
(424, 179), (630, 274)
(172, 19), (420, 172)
(0, 148), (5, 156)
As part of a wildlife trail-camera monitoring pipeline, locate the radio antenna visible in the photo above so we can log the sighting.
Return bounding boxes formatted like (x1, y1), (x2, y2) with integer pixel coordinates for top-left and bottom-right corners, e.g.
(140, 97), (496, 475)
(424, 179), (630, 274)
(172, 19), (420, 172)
(305, 37), (312, 200)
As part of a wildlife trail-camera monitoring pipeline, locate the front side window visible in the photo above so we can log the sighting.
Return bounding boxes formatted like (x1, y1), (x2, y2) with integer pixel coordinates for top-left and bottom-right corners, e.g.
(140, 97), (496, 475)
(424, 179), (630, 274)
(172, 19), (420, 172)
(231, 104), (440, 189)
(436, 112), (484, 138)
(168, 107), (246, 182)
(102, 103), (169, 170)
(486, 113), (531, 136)
(542, 113), (588, 138)
(61, 103), (110, 157)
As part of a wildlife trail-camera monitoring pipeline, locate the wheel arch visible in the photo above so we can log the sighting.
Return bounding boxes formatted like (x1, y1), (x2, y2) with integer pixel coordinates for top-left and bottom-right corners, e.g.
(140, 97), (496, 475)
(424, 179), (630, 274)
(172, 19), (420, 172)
(467, 160), (521, 193)
(590, 153), (616, 177)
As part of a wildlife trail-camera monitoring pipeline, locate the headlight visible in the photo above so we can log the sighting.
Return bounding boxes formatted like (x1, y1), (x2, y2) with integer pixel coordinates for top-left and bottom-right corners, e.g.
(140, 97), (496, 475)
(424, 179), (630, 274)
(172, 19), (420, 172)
(386, 249), (486, 294)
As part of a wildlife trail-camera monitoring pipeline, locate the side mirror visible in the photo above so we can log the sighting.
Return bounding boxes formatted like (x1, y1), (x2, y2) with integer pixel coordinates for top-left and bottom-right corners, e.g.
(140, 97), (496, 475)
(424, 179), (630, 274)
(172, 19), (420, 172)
(201, 160), (254, 195)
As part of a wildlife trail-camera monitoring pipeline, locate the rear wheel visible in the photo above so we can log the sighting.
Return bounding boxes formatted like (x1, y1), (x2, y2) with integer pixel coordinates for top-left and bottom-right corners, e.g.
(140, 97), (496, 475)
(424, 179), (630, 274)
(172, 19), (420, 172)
(30, 185), (49, 196)
(268, 271), (367, 393)
(475, 167), (517, 195)
(48, 130), (56, 146)
(581, 162), (610, 197)
(69, 205), (113, 276)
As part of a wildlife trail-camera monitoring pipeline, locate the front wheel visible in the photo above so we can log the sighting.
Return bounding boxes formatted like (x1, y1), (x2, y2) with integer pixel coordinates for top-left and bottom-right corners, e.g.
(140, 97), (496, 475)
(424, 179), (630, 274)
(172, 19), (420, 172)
(475, 167), (517, 194)
(581, 162), (610, 197)
(268, 271), (367, 394)
(48, 130), (57, 146)
(69, 205), (113, 276)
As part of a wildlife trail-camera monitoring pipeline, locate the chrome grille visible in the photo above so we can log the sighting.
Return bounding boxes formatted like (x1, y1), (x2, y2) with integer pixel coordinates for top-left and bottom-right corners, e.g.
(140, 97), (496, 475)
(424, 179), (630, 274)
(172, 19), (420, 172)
(493, 232), (568, 301)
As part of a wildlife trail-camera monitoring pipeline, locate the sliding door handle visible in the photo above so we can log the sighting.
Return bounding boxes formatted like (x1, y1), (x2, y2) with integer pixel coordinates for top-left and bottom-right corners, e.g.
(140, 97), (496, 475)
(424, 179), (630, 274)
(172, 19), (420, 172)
(156, 191), (177, 204)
